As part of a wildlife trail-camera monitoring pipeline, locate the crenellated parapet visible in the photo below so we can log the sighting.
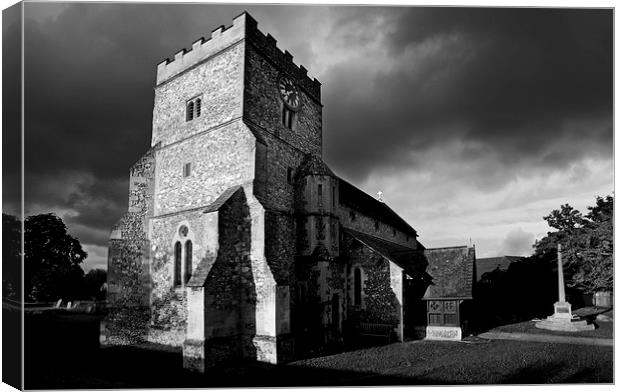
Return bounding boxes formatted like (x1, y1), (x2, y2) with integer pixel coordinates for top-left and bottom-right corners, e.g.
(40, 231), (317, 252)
(245, 19), (321, 102)
(155, 12), (249, 85)
(155, 12), (321, 101)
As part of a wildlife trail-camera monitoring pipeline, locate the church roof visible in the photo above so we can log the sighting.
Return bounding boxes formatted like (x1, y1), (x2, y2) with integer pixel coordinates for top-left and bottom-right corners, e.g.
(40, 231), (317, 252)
(338, 179), (418, 237)
(203, 185), (242, 213)
(422, 246), (476, 300)
(188, 185), (246, 287)
(475, 255), (523, 281)
(294, 154), (418, 239)
(297, 154), (336, 177)
(344, 228), (426, 278)
(242, 121), (268, 145)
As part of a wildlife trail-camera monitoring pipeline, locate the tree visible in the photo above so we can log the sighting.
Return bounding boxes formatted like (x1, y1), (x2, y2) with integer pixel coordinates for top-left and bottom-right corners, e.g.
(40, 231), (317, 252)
(533, 204), (584, 261)
(3, 213), (22, 299)
(585, 195), (613, 225)
(565, 196), (613, 293)
(24, 213), (87, 301)
(543, 203), (585, 232)
(533, 195), (613, 294)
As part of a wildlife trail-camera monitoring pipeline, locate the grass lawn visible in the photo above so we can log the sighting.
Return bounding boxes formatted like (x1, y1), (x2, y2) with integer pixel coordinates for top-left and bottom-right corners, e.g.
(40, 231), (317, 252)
(490, 318), (613, 339)
(290, 339), (612, 385)
(23, 310), (613, 388)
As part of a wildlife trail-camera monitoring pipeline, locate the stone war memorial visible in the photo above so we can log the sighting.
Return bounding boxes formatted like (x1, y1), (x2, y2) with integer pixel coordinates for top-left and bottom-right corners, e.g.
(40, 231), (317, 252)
(535, 244), (595, 332)
(100, 12), (476, 372)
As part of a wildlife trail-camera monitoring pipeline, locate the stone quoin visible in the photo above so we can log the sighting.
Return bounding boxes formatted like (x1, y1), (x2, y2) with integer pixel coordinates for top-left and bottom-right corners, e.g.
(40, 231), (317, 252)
(100, 12), (476, 371)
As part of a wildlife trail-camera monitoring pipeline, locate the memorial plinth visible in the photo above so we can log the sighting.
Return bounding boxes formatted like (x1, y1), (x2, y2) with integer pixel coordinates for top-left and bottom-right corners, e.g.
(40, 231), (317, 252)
(535, 301), (594, 331)
(535, 244), (594, 332)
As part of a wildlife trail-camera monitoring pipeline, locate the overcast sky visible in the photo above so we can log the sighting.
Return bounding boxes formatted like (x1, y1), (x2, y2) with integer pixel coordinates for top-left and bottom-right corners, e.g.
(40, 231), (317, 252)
(4, 2), (613, 271)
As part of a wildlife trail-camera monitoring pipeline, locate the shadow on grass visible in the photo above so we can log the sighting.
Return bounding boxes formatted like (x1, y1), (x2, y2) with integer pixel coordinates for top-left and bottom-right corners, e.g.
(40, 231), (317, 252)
(24, 341), (435, 389)
(23, 311), (612, 389)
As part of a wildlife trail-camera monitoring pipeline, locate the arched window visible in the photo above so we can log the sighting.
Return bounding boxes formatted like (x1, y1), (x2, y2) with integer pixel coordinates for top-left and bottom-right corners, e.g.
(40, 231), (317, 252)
(282, 107), (294, 129)
(184, 240), (193, 283)
(186, 101), (194, 121)
(354, 267), (362, 306)
(287, 167), (293, 184)
(174, 241), (182, 286)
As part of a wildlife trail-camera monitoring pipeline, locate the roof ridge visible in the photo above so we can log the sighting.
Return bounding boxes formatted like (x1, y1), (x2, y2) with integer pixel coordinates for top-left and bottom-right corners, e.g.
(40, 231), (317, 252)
(343, 228), (416, 251)
(338, 179), (418, 237)
(203, 185), (242, 213)
(297, 153), (336, 177)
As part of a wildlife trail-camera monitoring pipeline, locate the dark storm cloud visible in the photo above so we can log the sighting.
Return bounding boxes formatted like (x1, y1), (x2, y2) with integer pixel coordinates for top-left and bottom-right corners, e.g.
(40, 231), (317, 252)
(3, 3), (22, 215)
(14, 4), (613, 263)
(18, 2), (320, 255)
(20, 3), (251, 247)
(23, 3), (246, 178)
(18, 3), (325, 246)
(322, 7), (612, 182)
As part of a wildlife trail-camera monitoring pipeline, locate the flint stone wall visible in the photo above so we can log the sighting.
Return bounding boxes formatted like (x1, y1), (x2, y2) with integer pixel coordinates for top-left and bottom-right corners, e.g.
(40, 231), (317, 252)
(244, 45), (322, 157)
(154, 121), (256, 216)
(101, 146), (156, 345)
(338, 203), (417, 249)
(152, 42), (245, 148)
(148, 208), (211, 346)
(342, 232), (401, 326)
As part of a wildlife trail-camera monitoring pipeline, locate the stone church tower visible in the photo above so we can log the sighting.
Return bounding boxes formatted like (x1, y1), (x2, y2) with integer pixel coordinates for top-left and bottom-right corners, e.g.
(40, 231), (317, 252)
(101, 12), (476, 372)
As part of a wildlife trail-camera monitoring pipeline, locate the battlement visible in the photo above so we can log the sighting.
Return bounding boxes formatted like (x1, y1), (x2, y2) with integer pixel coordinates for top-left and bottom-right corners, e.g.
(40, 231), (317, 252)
(155, 12), (321, 101)
(244, 16), (321, 102)
(155, 12), (248, 85)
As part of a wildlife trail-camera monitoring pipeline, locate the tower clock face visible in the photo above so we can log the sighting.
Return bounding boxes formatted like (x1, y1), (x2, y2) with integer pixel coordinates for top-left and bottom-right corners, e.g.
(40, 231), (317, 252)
(279, 76), (300, 110)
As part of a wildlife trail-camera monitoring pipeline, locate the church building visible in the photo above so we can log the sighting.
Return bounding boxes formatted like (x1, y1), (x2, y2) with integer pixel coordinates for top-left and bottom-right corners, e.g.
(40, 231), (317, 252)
(100, 12), (476, 372)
